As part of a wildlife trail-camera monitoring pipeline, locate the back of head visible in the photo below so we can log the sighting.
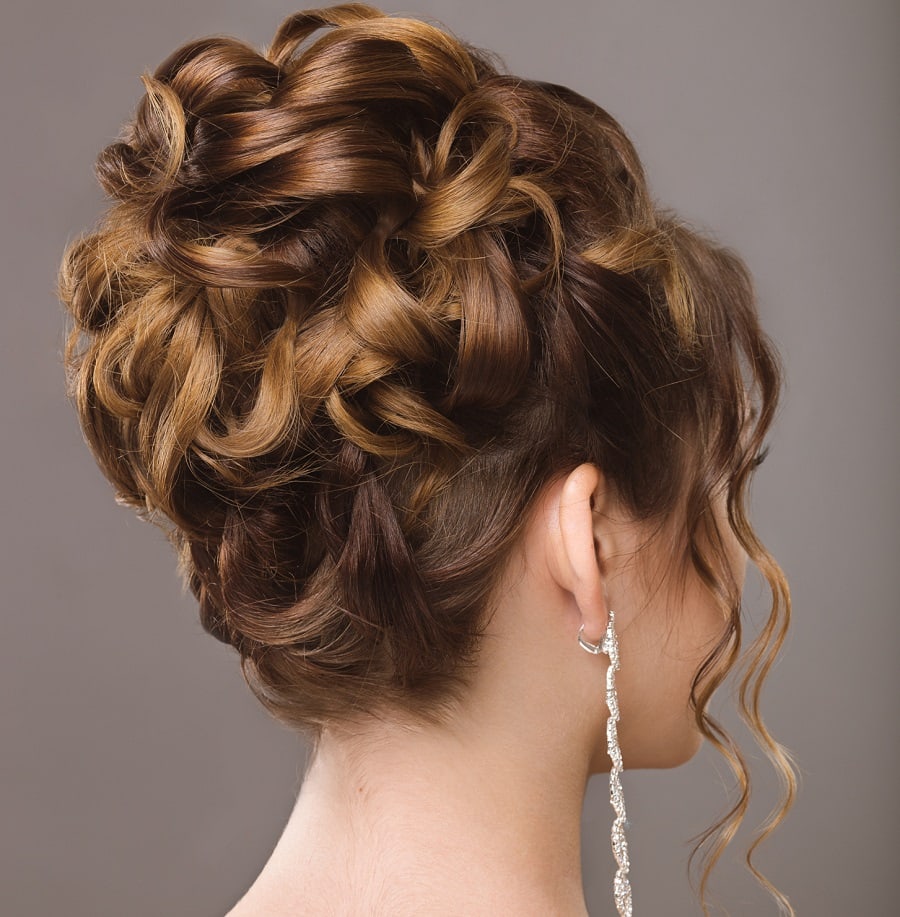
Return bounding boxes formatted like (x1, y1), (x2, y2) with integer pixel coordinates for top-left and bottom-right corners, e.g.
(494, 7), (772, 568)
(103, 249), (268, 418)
(59, 2), (779, 754)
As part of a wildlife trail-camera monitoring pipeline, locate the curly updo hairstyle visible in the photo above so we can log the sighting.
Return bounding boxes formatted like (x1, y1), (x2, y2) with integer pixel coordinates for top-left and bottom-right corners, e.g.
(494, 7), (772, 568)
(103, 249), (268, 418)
(58, 4), (796, 911)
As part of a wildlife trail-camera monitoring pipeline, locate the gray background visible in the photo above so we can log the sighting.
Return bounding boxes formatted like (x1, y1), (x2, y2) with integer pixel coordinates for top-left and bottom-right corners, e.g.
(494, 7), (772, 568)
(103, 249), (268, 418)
(2, 0), (896, 914)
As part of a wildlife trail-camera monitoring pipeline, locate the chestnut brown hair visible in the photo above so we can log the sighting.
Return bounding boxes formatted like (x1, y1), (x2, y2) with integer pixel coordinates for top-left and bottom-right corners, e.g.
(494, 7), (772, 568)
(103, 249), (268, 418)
(58, 4), (796, 912)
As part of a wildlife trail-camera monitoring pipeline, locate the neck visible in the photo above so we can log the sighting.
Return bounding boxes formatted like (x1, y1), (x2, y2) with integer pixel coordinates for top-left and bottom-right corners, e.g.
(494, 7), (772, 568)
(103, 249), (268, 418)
(231, 702), (593, 915)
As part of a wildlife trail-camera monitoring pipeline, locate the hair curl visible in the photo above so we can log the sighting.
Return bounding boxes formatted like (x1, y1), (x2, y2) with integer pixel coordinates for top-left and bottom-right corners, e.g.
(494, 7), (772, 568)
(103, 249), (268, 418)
(58, 4), (797, 913)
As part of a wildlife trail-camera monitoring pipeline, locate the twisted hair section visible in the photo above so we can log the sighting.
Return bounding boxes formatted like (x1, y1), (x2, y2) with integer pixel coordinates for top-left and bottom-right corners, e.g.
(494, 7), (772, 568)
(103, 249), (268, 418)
(57, 4), (796, 911)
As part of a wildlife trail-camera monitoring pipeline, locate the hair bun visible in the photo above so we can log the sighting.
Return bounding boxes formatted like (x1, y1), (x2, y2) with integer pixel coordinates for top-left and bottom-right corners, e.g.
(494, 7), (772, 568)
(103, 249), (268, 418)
(59, 8), (783, 779)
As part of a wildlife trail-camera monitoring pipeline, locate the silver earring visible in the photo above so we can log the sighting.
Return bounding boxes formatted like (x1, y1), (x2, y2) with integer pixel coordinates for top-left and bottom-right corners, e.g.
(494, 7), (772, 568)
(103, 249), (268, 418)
(578, 612), (633, 917)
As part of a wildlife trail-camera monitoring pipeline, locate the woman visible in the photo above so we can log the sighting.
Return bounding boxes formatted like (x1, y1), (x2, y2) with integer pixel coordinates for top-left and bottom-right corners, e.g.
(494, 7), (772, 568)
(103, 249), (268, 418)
(57, 4), (797, 914)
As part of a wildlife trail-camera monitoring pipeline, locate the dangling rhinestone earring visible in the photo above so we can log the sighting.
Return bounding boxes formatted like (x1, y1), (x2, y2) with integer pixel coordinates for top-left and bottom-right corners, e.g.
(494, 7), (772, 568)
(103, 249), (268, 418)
(579, 611), (633, 917)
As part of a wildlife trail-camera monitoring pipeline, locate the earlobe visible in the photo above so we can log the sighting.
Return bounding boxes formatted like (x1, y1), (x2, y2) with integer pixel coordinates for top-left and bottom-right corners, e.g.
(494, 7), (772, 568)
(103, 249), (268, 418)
(554, 463), (610, 646)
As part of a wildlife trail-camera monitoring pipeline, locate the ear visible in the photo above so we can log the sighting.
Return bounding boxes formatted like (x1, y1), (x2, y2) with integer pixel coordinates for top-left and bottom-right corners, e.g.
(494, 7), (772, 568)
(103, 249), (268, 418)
(551, 463), (611, 646)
